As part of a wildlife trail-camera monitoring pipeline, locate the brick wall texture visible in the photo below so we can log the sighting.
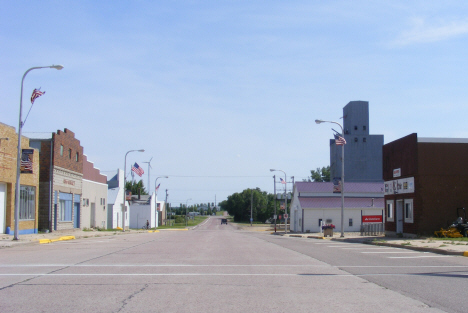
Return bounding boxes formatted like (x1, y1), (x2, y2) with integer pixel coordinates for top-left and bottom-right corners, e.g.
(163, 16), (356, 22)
(0, 122), (40, 233)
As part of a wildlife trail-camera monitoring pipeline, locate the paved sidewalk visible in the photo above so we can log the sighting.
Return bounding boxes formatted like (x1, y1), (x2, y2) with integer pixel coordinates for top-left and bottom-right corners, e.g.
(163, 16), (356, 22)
(0, 228), (151, 248)
(280, 232), (468, 257)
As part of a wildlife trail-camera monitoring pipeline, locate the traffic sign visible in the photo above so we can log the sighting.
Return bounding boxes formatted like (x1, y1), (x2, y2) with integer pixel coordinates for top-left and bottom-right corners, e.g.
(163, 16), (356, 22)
(284, 214), (288, 219)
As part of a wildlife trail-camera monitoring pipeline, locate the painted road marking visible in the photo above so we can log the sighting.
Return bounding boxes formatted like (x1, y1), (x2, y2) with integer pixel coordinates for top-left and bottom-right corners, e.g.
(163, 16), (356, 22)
(2, 264), (466, 268)
(389, 255), (454, 259)
(341, 247), (392, 250)
(361, 251), (423, 254)
(1, 272), (467, 277)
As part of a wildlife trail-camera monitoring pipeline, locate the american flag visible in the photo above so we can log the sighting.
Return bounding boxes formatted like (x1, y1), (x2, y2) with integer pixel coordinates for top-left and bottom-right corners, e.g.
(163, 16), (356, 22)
(21, 156), (33, 171)
(155, 183), (160, 193)
(31, 88), (45, 104)
(280, 177), (286, 184)
(334, 133), (347, 145)
(131, 163), (144, 177)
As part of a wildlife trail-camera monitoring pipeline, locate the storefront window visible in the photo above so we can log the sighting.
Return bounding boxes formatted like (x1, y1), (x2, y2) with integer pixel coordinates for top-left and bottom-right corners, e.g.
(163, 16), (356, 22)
(404, 199), (413, 223)
(20, 185), (35, 220)
(386, 200), (394, 222)
(59, 192), (73, 221)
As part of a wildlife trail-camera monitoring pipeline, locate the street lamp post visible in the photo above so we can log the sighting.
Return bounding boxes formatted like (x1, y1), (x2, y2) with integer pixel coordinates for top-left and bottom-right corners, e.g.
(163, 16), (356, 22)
(14, 65), (63, 240)
(185, 198), (191, 226)
(154, 176), (168, 227)
(315, 119), (345, 238)
(123, 149), (144, 231)
(270, 169), (288, 233)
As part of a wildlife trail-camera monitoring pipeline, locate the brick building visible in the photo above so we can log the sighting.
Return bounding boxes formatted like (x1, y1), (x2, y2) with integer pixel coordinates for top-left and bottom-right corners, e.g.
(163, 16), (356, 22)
(29, 129), (83, 231)
(383, 133), (468, 236)
(0, 122), (40, 234)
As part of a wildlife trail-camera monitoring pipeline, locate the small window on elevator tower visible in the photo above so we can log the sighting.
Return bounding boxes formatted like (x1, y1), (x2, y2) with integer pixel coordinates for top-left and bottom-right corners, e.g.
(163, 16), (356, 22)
(363, 137), (367, 143)
(363, 125), (366, 131)
(354, 125), (358, 130)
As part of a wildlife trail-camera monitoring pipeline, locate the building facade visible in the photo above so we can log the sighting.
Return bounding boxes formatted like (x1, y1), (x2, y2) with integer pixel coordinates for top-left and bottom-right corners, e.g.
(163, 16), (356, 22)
(383, 133), (468, 236)
(330, 101), (384, 182)
(82, 155), (108, 229)
(129, 194), (158, 229)
(0, 122), (40, 234)
(290, 182), (384, 233)
(107, 169), (130, 229)
(29, 129), (83, 232)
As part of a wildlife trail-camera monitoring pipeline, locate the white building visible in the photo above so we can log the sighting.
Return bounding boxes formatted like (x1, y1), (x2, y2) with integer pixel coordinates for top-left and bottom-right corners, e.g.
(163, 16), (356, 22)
(290, 182), (384, 233)
(129, 193), (158, 229)
(107, 169), (130, 229)
(81, 155), (108, 229)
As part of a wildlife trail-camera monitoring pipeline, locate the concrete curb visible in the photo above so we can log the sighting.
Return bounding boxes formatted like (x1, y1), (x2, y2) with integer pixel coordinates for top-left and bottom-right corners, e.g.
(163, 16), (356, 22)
(0, 229), (157, 248)
(273, 233), (468, 257)
(357, 240), (468, 257)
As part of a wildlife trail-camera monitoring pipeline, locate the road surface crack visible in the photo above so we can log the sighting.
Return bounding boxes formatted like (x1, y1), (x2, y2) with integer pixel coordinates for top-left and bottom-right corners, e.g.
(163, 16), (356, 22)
(116, 284), (149, 312)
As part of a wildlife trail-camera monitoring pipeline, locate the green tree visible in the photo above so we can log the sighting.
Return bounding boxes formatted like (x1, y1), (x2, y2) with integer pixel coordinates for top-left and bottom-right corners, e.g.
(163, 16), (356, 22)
(125, 180), (148, 196)
(309, 166), (331, 182)
(220, 188), (278, 223)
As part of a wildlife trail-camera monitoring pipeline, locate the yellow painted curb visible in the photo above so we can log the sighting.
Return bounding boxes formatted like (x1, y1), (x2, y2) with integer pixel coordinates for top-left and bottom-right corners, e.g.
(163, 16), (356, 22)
(59, 236), (75, 241)
(463, 251), (468, 257)
(163, 229), (188, 231)
(39, 236), (75, 244)
(147, 230), (160, 233)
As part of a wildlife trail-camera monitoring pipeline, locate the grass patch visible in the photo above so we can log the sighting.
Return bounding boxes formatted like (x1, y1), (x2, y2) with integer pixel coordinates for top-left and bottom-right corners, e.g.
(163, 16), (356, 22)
(401, 242), (411, 246)
(429, 237), (468, 242)
(234, 221), (267, 225)
(157, 216), (208, 229)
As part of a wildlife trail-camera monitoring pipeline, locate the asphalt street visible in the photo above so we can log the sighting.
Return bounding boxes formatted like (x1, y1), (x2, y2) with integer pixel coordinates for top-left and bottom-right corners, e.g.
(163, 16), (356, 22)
(0, 217), (467, 313)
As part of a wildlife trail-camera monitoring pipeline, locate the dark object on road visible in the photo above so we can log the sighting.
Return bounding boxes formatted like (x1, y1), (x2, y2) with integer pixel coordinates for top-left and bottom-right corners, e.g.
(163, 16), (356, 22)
(221, 218), (228, 225)
(451, 208), (468, 237)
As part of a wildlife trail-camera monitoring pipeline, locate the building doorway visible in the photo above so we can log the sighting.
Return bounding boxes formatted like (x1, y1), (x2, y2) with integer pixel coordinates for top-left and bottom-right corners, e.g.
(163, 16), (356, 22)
(396, 200), (403, 234)
(90, 203), (96, 228)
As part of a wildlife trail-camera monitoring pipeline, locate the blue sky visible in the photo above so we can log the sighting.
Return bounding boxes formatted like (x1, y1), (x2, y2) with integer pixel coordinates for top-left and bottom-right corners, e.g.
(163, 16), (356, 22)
(2, 1), (468, 206)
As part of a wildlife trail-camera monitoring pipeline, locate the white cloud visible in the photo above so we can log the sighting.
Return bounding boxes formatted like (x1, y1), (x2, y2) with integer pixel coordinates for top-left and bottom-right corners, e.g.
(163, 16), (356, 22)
(392, 17), (468, 46)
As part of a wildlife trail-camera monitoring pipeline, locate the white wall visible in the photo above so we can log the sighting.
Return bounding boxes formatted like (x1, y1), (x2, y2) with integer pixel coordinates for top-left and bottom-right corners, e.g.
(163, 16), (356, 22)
(302, 208), (383, 233)
(129, 204), (158, 229)
(107, 169), (130, 230)
(82, 179), (108, 229)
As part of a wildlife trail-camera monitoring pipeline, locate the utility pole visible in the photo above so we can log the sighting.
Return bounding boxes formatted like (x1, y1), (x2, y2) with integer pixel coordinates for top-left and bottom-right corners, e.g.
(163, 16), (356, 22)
(273, 175), (277, 233)
(250, 189), (253, 226)
(164, 189), (168, 225)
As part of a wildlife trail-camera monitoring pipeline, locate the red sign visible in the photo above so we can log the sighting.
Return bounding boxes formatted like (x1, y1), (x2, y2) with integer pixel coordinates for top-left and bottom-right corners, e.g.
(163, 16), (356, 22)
(362, 215), (383, 223)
